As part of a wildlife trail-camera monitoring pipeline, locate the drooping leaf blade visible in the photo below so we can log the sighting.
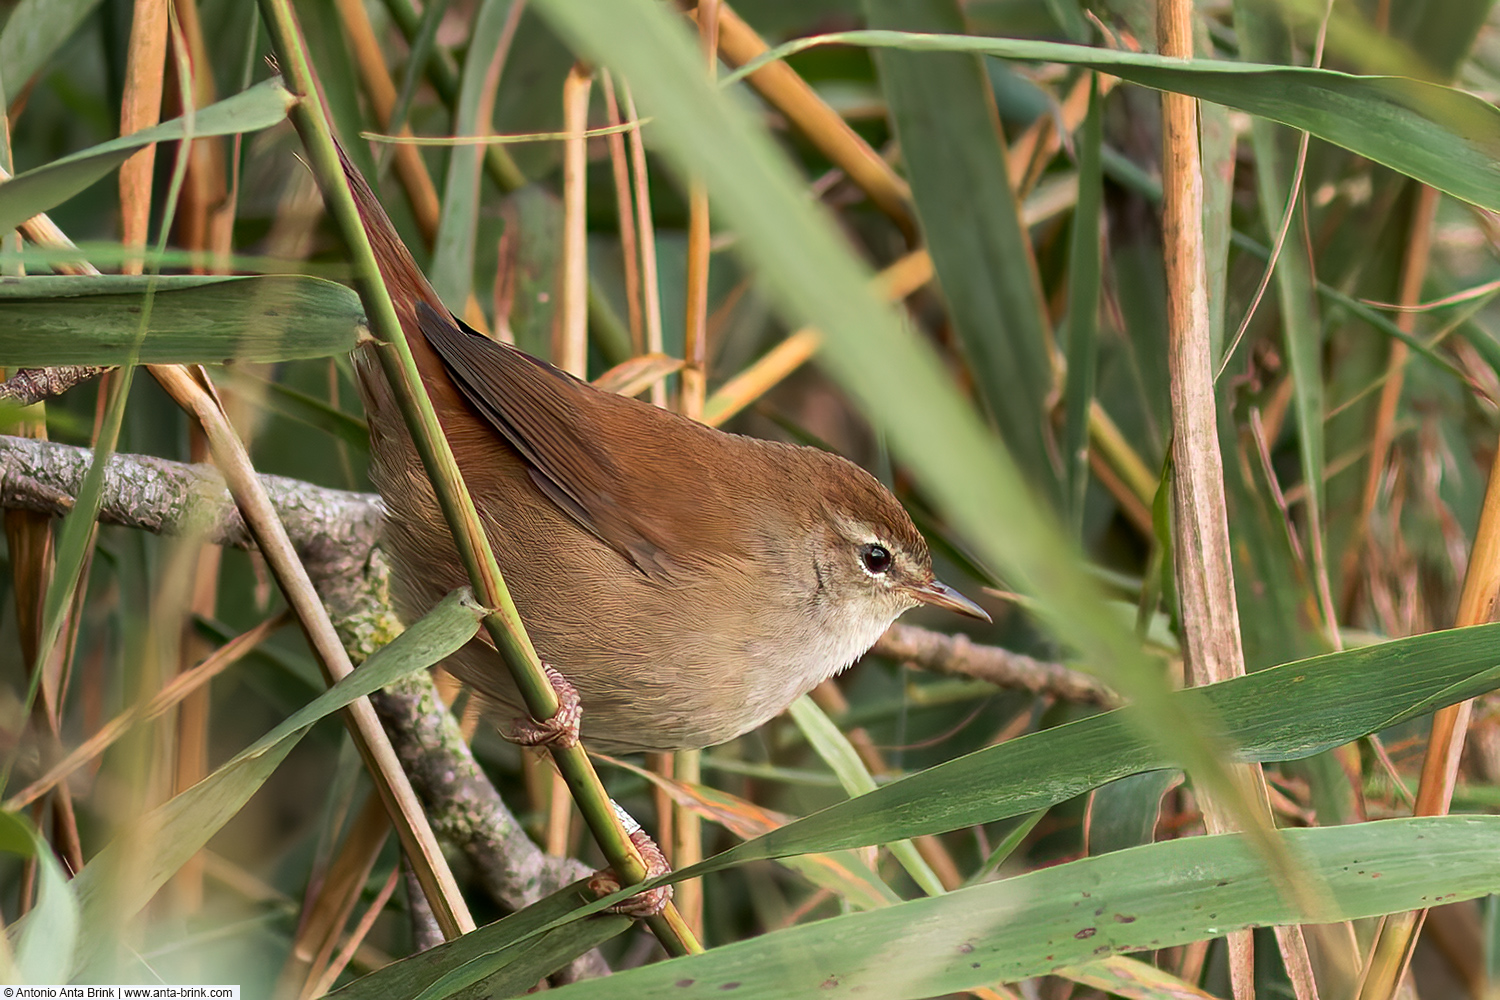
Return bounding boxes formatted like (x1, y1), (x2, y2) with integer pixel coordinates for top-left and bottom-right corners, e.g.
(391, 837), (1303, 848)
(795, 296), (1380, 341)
(544, 817), (1500, 999)
(0, 274), (363, 365)
(0, 77), (296, 235)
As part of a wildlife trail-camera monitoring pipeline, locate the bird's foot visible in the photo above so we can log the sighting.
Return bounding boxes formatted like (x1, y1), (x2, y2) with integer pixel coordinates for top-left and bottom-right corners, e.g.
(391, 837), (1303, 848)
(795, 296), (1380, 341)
(588, 828), (674, 917)
(508, 665), (582, 749)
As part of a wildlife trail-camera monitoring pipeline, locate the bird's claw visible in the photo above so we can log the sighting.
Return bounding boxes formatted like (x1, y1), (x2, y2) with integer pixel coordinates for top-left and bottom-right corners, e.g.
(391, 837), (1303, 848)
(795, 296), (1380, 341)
(589, 829), (673, 917)
(508, 664), (582, 749)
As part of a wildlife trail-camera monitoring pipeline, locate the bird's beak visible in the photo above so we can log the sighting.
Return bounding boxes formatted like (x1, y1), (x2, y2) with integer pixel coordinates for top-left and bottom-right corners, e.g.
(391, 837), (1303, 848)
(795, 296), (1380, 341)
(910, 579), (991, 622)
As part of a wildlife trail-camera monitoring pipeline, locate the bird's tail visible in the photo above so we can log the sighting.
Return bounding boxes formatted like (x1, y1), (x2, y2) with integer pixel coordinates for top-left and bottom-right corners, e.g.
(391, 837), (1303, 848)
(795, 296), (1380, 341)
(332, 139), (444, 330)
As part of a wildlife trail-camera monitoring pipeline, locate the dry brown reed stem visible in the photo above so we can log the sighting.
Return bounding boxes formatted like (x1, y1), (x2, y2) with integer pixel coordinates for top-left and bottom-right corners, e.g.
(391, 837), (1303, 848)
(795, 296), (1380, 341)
(679, 4), (718, 422)
(592, 353), (685, 398)
(2, 183), (113, 858)
(172, 0), (234, 271)
(1157, 3), (1319, 998)
(699, 2), (915, 238)
(601, 72), (645, 354)
(2, 498), (83, 876)
(1, 111), (86, 878)
(670, 748), (704, 933)
(623, 82), (668, 408)
(164, 0), (237, 912)
(680, 177), (711, 419)
(0, 169), (103, 799)
(559, 64), (593, 376)
(119, 0), (169, 273)
(1340, 186), (1441, 616)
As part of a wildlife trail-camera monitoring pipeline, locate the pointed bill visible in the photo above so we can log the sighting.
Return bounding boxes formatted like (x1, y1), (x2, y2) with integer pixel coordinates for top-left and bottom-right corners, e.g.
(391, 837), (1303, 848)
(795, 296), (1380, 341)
(910, 579), (991, 622)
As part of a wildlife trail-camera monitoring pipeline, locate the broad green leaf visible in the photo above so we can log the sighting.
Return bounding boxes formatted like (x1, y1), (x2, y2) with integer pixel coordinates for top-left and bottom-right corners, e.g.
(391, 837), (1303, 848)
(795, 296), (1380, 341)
(675, 621), (1500, 874)
(66, 589), (485, 969)
(0, 274), (364, 365)
(545, 817), (1500, 998)
(0, 77), (296, 236)
(1086, 770), (1176, 856)
(864, 0), (1057, 496)
(0, 242), (356, 277)
(327, 877), (629, 1000)
(0, 811), (77, 984)
(731, 31), (1500, 213)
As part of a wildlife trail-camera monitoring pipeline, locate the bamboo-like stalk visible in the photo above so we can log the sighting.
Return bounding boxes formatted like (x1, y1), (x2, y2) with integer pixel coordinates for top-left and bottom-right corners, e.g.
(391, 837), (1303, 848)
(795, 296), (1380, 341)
(1157, 3), (1317, 998)
(119, 0), (169, 274)
(625, 82), (668, 409)
(255, 0), (701, 956)
(559, 63), (592, 376)
(601, 72), (645, 355)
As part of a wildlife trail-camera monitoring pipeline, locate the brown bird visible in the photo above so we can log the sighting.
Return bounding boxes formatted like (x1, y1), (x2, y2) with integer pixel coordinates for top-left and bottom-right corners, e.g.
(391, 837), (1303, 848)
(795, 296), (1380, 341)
(343, 147), (987, 755)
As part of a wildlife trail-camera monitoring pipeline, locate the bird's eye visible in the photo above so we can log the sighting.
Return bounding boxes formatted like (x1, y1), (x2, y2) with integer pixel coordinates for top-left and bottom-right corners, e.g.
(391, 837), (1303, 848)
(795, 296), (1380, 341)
(860, 543), (893, 575)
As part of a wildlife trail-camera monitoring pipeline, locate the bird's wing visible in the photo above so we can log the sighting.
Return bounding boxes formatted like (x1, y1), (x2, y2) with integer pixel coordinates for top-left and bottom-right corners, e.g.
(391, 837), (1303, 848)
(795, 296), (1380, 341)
(415, 300), (736, 579)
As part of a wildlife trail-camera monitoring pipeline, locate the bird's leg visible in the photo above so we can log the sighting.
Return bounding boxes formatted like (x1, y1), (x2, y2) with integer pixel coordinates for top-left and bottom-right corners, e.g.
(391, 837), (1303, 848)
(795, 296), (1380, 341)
(507, 664), (583, 749)
(588, 806), (674, 917)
